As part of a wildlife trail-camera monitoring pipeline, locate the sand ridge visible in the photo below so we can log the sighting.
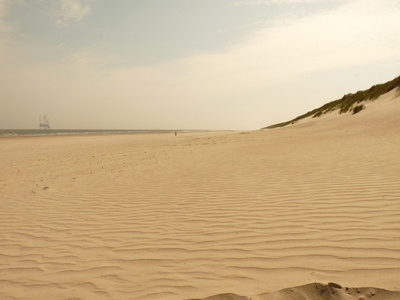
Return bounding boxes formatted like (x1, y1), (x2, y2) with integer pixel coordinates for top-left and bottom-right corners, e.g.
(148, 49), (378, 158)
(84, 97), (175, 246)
(1, 91), (400, 299)
(190, 282), (400, 300)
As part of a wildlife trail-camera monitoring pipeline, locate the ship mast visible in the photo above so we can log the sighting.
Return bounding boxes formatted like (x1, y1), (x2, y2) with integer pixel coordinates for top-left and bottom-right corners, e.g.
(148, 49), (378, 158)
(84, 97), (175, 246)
(39, 115), (51, 129)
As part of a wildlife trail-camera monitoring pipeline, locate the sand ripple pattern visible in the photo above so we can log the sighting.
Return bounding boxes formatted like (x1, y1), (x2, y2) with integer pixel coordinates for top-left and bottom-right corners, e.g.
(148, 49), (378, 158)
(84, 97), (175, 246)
(1, 118), (400, 299)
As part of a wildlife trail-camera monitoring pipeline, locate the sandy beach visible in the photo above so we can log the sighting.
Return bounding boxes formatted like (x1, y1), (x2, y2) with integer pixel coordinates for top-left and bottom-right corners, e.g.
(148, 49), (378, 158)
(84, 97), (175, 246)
(1, 90), (400, 300)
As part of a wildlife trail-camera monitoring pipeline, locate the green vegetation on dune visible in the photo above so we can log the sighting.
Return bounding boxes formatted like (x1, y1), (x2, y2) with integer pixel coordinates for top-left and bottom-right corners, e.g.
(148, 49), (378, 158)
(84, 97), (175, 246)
(264, 75), (400, 129)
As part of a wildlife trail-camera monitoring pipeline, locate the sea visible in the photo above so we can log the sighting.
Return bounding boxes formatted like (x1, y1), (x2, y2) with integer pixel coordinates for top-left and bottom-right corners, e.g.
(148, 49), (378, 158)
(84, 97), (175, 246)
(0, 129), (180, 137)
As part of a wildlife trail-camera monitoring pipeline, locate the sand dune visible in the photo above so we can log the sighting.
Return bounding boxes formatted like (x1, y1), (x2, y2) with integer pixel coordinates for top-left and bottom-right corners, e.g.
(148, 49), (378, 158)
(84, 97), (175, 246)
(190, 283), (400, 300)
(1, 90), (400, 300)
(190, 282), (400, 300)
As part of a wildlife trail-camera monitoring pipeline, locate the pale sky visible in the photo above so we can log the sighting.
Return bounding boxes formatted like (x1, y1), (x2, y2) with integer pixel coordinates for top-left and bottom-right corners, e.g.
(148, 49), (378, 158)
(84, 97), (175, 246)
(1, 0), (399, 130)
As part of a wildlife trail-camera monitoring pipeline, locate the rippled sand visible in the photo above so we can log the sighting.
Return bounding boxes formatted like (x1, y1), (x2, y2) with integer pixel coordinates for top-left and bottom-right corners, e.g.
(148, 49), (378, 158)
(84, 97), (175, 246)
(1, 90), (400, 299)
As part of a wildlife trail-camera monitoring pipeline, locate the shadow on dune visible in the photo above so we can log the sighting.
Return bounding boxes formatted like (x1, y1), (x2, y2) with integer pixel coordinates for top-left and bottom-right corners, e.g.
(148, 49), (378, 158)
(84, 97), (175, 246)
(188, 282), (400, 300)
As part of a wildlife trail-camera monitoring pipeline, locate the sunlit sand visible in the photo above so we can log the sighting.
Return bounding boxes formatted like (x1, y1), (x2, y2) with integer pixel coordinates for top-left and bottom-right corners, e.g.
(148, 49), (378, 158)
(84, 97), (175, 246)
(1, 90), (400, 299)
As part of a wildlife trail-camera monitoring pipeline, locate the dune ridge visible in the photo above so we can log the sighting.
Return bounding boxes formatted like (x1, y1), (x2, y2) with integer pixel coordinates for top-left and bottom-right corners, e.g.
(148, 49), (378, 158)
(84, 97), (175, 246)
(1, 90), (400, 299)
(265, 74), (400, 129)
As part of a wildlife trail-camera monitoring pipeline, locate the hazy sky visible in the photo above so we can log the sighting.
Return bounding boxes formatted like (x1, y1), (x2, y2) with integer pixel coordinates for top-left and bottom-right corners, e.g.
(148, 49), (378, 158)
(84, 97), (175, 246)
(1, 0), (400, 130)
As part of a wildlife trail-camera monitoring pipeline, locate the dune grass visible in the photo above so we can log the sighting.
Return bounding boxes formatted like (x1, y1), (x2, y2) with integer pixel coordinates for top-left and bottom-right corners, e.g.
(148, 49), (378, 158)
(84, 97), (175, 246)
(264, 75), (400, 129)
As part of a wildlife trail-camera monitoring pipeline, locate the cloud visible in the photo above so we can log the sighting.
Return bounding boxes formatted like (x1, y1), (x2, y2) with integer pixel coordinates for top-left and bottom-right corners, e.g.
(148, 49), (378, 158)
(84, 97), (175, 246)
(0, 0), (19, 62)
(226, 0), (400, 80)
(0, 0), (7, 33)
(0, 0), (16, 34)
(43, 0), (96, 26)
(233, 0), (342, 6)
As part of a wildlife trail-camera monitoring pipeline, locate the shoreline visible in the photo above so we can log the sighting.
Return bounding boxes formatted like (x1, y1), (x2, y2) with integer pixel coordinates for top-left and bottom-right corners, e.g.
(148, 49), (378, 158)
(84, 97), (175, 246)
(0, 129), (234, 141)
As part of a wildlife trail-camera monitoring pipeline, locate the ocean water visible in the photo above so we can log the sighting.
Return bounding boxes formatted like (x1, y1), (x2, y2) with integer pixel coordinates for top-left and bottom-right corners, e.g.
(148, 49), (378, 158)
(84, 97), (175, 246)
(0, 129), (179, 137)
